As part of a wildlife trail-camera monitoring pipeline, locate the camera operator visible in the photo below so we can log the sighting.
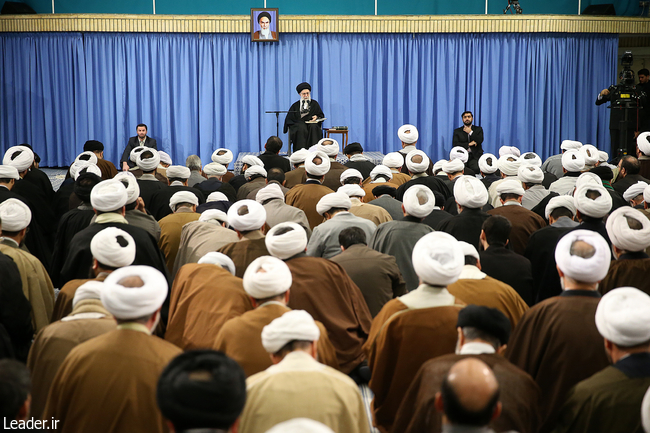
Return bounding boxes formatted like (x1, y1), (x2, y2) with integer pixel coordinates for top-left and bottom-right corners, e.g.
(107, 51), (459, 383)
(638, 68), (650, 133)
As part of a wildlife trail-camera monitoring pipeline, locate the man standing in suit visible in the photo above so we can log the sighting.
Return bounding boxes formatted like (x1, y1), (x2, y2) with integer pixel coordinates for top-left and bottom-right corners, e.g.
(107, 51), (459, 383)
(121, 124), (157, 171)
(452, 111), (484, 173)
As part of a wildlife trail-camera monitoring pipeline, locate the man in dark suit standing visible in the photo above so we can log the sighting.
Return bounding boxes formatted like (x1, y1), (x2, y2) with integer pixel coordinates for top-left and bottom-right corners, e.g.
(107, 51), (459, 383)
(121, 123), (157, 171)
(452, 111), (484, 173)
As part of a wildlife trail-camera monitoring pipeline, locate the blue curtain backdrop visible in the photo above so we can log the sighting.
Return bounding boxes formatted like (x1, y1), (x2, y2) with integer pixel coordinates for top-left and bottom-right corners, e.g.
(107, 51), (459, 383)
(1, 32), (617, 167)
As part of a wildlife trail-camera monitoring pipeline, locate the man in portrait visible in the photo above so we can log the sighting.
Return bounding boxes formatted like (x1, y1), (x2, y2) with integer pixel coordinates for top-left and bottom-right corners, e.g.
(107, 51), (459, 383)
(253, 11), (277, 40)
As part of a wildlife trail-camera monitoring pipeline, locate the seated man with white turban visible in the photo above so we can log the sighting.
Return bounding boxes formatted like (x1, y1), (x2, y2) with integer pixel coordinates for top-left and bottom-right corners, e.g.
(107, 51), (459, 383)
(506, 230), (612, 432)
(637, 132), (650, 178)
(113, 171), (161, 241)
(0, 199), (54, 334)
(548, 149), (586, 196)
(364, 232), (466, 432)
(478, 153), (500, 189)
(158, 191), (201, 272)
(194, 161), (237, 202)
(488, 154), (522, 208)
(567, 181), (614, 246)
(256, 183), (310, 235)
(519, 164), (551, 210)
(228, 155), (264, 193)
(370, 185), (436, 291)
(284, 148), (310, 188)
(395, 150), (451, 202)
(361, 165), (400, 201)
(397, 124), (431, 175)
(238, 310), (369, 433)
(210, 148), (235, 183)
(131, 148), (168, 184)
(554, 287), (650, 432)
(43, 266), (182, 433)
(285, 151), (335, 229)
(166, 252), (253, 350)
(314, 138), (348, 192)
(343, 142), (375, 180)
(27, 279), (117, 419)
(541, 140), (582, 179)
(623, 180), (648, 208)
(147, 165), (205, 220)
(217, 200), (270, 278)
(215, 254), (338, 377)
(338, 184), (392, 226)
(381, 152), (411, 186)
(521, 151), (557, 188)
(196, 191), (232, 214)
(245, 167), (290, 200)
(265, 222), (372, 377)
(237, 165), (268, 201)
(440, 157), (466, 192)
(487, 179), (547, 255)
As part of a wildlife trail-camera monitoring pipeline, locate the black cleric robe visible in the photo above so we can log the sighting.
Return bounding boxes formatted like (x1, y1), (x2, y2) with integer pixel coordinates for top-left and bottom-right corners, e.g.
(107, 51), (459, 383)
(283, 99), (324, 151)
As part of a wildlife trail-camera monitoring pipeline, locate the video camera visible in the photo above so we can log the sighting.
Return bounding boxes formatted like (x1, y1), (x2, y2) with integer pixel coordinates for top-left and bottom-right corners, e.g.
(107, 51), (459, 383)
(608, 51), (644, 109)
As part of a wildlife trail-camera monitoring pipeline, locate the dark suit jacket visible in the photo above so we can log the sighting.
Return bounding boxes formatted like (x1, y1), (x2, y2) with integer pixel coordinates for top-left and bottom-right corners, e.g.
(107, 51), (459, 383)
(121, 136), (158, 167)
(479, 245), (534, 306)
(259, 151), (292, 173)
(452, 125), (484, 173)
(612, 173), (650, 195)
(437, 207), (491, 251)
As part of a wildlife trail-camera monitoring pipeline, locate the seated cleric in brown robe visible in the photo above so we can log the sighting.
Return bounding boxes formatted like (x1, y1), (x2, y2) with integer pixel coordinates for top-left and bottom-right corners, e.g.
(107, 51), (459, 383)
(283, 82), (324, 152)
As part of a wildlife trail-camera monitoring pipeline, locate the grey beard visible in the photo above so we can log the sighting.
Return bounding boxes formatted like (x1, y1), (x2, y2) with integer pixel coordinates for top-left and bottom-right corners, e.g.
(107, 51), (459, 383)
(260, 27), (271, 38)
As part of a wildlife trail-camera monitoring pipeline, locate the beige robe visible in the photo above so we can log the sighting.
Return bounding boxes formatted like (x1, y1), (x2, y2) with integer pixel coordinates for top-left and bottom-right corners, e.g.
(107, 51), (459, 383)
(349, 198), (393, 226)
(217, 231), (269, 278)
(285, 183), (334, 229)
(50, 273), (109, 323)
(158, 209), (201, 273)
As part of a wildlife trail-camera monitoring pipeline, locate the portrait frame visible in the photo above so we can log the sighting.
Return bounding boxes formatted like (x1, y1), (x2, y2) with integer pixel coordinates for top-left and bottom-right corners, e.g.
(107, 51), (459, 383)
(251, 8), (279, 43)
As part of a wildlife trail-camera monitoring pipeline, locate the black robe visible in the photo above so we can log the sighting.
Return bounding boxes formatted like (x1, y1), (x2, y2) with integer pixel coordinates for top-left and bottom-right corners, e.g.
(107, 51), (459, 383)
(395, 176), (451, 201)
(53, 179), (75, 220)
(422, 209), (453, 230)
(195, 178), (237, 202)
(49, 207), (95, 287)
(480, 173), (501, 189)
(283, 99), (324, 151)
(136, 178), (166, 211)
(344, 160), (376, 180)
(147, 185), (205, 221)
(479, 245), (534, 306)
(0, 251), (33, 362)
(258, 151), (292, 173)
(196, 201), (232, 214)
(437, 207), (491, 251)
(228, 175), (247, 193)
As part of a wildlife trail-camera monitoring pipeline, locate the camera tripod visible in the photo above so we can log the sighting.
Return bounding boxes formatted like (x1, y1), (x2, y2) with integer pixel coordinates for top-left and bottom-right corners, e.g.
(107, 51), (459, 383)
(504, 0), (523, 14)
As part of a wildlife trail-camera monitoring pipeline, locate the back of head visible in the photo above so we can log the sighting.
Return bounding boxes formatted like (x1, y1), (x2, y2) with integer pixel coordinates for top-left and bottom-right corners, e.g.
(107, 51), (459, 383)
(555, 230), (610, 284)
(339, 226), (367, 249)
(482, 216), (511, 247)
(265, 136), (283, 154)
(267, 167), (285, 184)
(185, 155), (202, 171)
(621, 155), (641, 175)
(0, 359), (31, 420)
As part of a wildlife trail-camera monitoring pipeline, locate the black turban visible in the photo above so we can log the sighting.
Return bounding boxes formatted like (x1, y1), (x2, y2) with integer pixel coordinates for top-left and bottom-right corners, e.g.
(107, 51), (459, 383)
(343, 142), (363, 155)
(296, 82), (311, 94)
(257, 11), (271, 23)
(372, 185), (396, 198)
(84, 140), (104, 152)
(589, 165), (614, 182)
(74, 172), (102, 203)
(457, 305), (511, 345)
(157, 350), (246, 431)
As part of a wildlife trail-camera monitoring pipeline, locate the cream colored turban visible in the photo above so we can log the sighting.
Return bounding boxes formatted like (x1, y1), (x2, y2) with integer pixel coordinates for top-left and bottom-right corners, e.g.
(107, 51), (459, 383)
(0, 165), (19, 180)
(406, 150), (430, 174)
(575, 172), (603, 190)
(227, 200), (266, 231)
(580, 144), (599, 166)
(561, 140), (583, 151)
(398, 124), (419, 144)
(606, 206), (650, 252)
(403, 185), (435, 218)
(241, 155), (264, 167)
(498, 146), (521, 157)
(340, 169), (363, 184)
(256, 183), (285, 203)
(72, 281), (104, 308)
(114, 172), (140, 205)
(433, 160), (446, 174)
(644, 184), (650, 204)
(244, 256), (292, 299)
(383, 152), (404, 169)
(211, 148), (233, 165)
(198, 209), (228, 225)
(265, 222), (308, 260)
(197, 252), (236, 275)
(637, 132), (650, 156)
(101, 265), (168, 320)
(450, 147), (469, 164)
(90, 227), (136, 268)
(598, 151), (609, 163)
(244, 165), (267, 181)
(129, 146), (146, 163)
(458, 241), (479, 261)
(203, 162), (227, 177)
(261, 310), (320, 353)
(442, 158), (465, 174)
(3, 146), (34, 172)
(561, 150), (585, 172)
(289, 149), (310, 165)
(555, 229), (610, 283)
(169, 191), (199, 212)
(90, 179), (128, 212)
(265, 419), (335, 433)
(74, 151), (98, 165)
(370, 165), (393, 181)
(71, 161), (101, 180)
(207, 192), (229, 202)
(517, 165), (544, 184)
(317, 138), (339, 157)
(305, 151), (331, 176)
(545, 195), (577, 219)
(496, 179), (525, 196)
(520, 152), (542, 167)
(596, 287), (650, 346)
(574, 184), (612, 218)
(338, 184), (366, 198)
(454, 175), (488, 209)
(497, 155), (521, 176)
(316, 192), (351, 215)
(158, 151), (172, 165)
(623, 181), (649, 202)
(478, 153), (498, 174)
(412, 232), (464, 286)
(167, 165), (191, 179)
(136, 149), (160, 171)
(0, 199), (31, 231)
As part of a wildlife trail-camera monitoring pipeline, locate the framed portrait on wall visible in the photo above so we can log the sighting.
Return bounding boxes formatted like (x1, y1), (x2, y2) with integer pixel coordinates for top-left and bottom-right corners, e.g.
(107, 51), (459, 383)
(251, 8), (279, 42)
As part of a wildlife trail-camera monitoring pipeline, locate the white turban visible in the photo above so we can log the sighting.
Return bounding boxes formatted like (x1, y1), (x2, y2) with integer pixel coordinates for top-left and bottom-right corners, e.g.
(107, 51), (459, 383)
(478, 153), (498, 174)
(289, 149), (310, 165)
(496, 179), (525, 196)
(403, 185), (435, 218)
(575, 172), (603, 190)
(3, 146), (34, 172)
(383, 152), (404, 169)
(207, 192), (229, 202)
(227, 200), (266, 231)
(596, 287), (650, 346)
(406, 150), (430, 174)
(520, 152), (542, 168)
(370, 165), (393, 181)
(454, 175), (488, 209)
(580, 144), (599, 167)
(90, 179), (128, 212)
(637, 132), (650, 156)
(197, 252), (236, 275)
(90, 227), (136, 268)
(458, 241), (479, 261)
(101, 265), (168, 320)
(244, 165), (267, 181)
(0, 165), (19, 180)
(265, 419), (335, 433)
(574, 184), (612, 218)
(316, 192), (351, 215)
(198, 209), (228, 225)
(256, 183), (285, 203)
(518, 165), (544, 184)
(545, 195), (577, 220)
(158, 151), (172, 165)
(244, 256), (292, 299)
(442, 159), (465, 174)
(398, 124), (419, 144)
(136, 149), (160, 171)
(432, 160), (446, 175)
(203, 162), (227, 177)
(338, 184), (366, 198)
(71, 161), (101, 180)
(211, 148), (233, 165)
(72, 281), (104, 308)
(412, 232), (464, 286)
(497, 155), (521, 176)
(129, 146), (146, 163)
(645, 184), (650, 205)
(74, 151), (98, 165)
(555, 229), (610, 283)
(0, 199), (31, 231)
(606, 206), (650, 252)
(623, 181), (649, 202)
(261, 310), (320, 353)
(598, 151), (609, 163)
(498, 146), (521, 157)
(562, 150), (586, 172)
(304, 151), (331, 176)
(241, 155), (264, 168)
(265, 222), (308, 260)
(166, 165), (191, 180)
(169, 191), (199, 212)
(561, 140), (583, 151)
(317, 138), (339, 157)
(449, 147), (469, 164)
(340, 169), (363, 184)
(114, 172), (140, 204)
